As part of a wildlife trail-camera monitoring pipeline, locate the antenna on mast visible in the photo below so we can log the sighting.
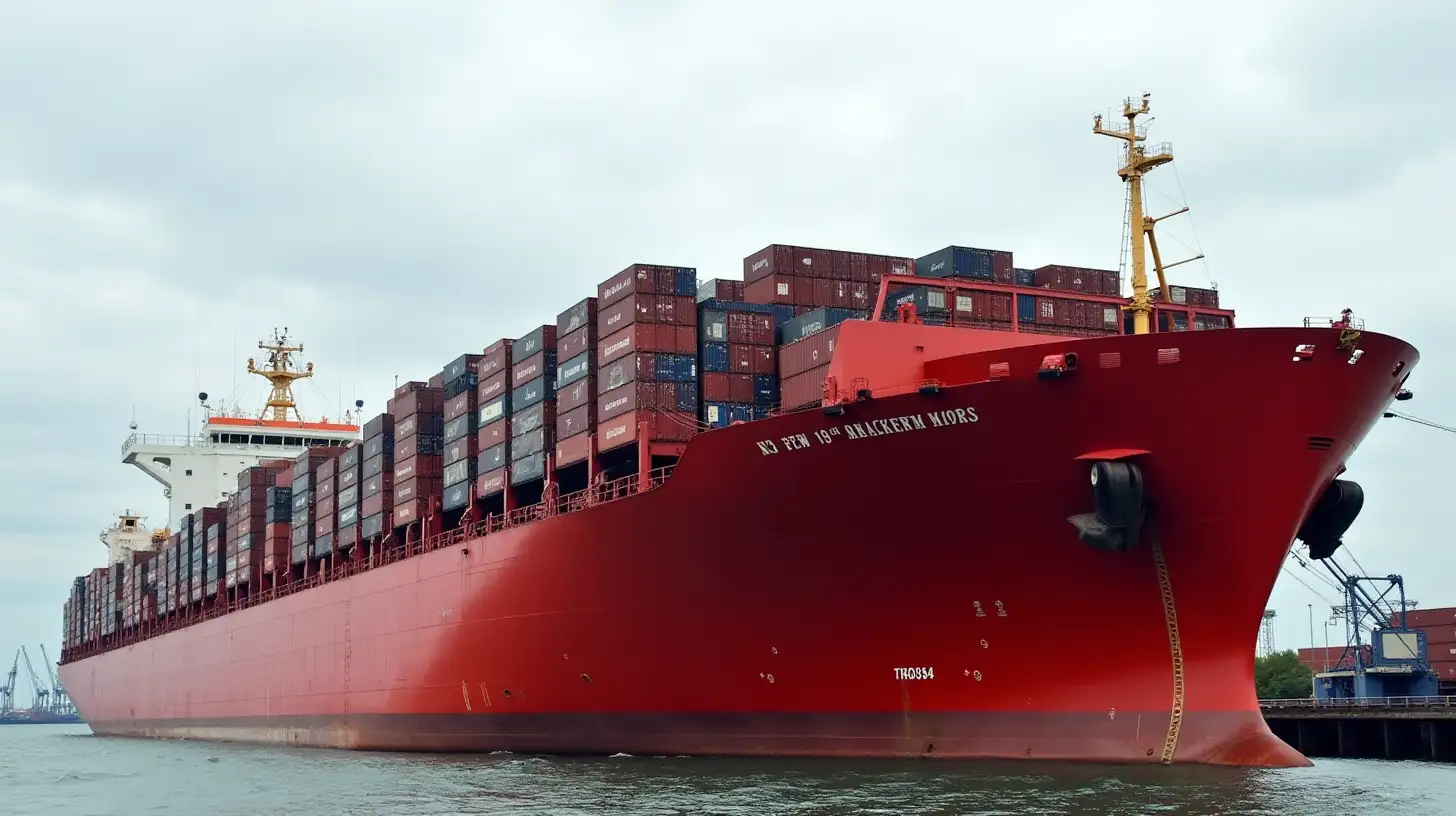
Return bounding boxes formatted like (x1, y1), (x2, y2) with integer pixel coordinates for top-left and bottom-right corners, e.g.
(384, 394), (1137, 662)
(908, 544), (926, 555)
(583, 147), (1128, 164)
(1093, 92), (1205, 335)
(246, 327), (314, 422)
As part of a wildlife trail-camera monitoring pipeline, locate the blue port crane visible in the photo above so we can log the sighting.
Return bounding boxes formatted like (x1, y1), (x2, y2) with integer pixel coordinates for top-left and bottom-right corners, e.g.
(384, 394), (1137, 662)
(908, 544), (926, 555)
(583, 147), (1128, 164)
(0, 651), (16, 714)
(1312, 557), (1438, 700)
(17, 647), (49, 714)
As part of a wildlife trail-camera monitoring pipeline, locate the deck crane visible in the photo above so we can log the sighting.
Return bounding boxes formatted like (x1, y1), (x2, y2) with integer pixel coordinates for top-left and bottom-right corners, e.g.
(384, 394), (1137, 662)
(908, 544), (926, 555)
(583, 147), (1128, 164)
(19, 646), (49, 714)
(0, 650), (17, 714)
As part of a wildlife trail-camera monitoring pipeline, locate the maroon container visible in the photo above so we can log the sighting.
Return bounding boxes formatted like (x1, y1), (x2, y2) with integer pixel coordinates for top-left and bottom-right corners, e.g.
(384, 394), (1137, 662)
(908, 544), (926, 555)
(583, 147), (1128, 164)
(393, 380), (431, 398)
(597, 409), (696, 453)
(475, 468), (507, 499)
(850, 282), (871, 310)
(393, 387), (444, 418)
(744, 273), (796, 306)
(393, 498), (428, 528)
(597, 380), (659, 422)
(781, 363), (830, 410)
(476, 370), (509, 404)
(394, 454), (443, 482)
(597, 263), (667, 307)
(780, 326), (841, 379)
(316, 493), (337, 518)
(444, 390), (476, 422)
(444, 436), (477, 465)
(477, 339), (514, 379)
(512, 351), (551, 387)
(701, 372), (731, 403)
(729, 374), (754, 403)
(556, 404), (596, 438)
(557, 375), (595, 412)
(393, 475), (443, 506)
(361, 491), (389, 519)
(1403, 609), (1456, 628)
(313, 515), (336, 537)
(598, 352), (661, 394)
(700, 279), (744, 301)
(559, 324), (597, 359)
(556, 431), (592, 466)
(726, 312), (774, 345)
(428, 372), (444, 389)
(476, 418), (510, 450)
(599, 324), (683, 366)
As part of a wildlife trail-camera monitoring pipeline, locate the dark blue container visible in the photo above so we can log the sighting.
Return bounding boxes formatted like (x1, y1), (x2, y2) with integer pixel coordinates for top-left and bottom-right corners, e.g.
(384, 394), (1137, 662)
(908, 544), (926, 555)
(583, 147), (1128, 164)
(477, 443), (507, 472)
(443, 457), (477, 488)
(400, 433), (444, 457)
(1013, 268), (1037, 287)
(442, 412), (477, 443)
(478, 394), (511, 426)
(753, 375), (777, 406)
(443, 371), (479, 401)
(916, 245), (995, 280)
(443, 353), (480, 383)
(700, 342), (730, 373)
(363, 433), (395, 459)
(555, 352), (591, 391)
(291, 541), (309, 565)
(512, 401), (550, 436)
(337, 504), (359, 528)
(699, 310), (728, 343)
(704, 402), (755, 428)
(696, 298), (778, 315)
(361, 514), (384, 539)
(1017, 293), (1037, 324)
(881, 287), (928, 320)
(511, 376), (548, 411)
(512, 427), (551, 459)
(673, 382), (698, 412)
(674, 267), (697, 297)
(442, 482), (471, 512)
(510, 452), (547, 485)
(780, 307), (862, 344)
(311, 532), (335, 559)
(291, 488), (311, 514)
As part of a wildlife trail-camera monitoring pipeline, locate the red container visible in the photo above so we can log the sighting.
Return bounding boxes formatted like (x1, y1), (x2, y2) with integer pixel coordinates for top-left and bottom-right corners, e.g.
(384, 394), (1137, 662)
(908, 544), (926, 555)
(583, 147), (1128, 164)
(559, 324), (597, 360)
(744, 273), (796, 305)
(393, 387), (444, 418)
(444, 390), (476, 422)
(699, 279), (744, 301)
(393, 475), (443, 506)
(557, 404), (596, 438)
(477, 418), (510, 450)
(512, 351), (552, 386)
(992, 251), (1014, 284)
(476, 370), (509, 404)
(780, 326), (841, 379)
(597, 381), (659, 422)
(598, 263), (675, 306)
(598, 324), (679, 366)
(729, 374), (754, 403)
(1421, 626), (1456, 646)
(475, 468), (507, 498)
(556, 432), (593, 466)
(597, 409), (696, 453)
(476, 339), (514, 379)
(393, 498), (428, 527)
(725, 312), (774, 345)
(781, 363), (830, 410)
(394, 454), (443, 482)
(1431, 661), (1456, 681)
(598, 353), (662, 394)
(428, 372), (444, 389)
(557, 376), (595, 412)
(701, 372), (731, 402)
(728, 344), (775, 375)
(361, 491), (389, 519)
(313, 515), (335, 537)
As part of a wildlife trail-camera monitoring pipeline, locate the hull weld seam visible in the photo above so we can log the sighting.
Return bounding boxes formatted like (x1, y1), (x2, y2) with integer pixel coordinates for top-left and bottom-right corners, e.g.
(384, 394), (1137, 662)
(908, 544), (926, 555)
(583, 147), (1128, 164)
(1151, 527), (1185, 764)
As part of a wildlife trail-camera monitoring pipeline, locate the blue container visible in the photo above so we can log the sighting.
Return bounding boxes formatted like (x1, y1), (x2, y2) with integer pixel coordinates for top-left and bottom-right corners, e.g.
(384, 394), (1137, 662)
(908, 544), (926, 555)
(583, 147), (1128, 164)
(673, 381), (698, 412)
(442, 482), (470, 512)
(512, 401), (550, 436)
(697, 298), (778, 315)
(478, 394), (511, 426)
(1017, 293), (1037, 324)
(700, 342), (730, 373)
(442, 412), (477, 443)
(511, 376), (548, 411)
(780, 307), (862, 344)
(916, 245), (997, 280)
(443, 371), (478, 400)
(1013, 268), (1037, 287)
(555, 351), (591, 391)
(752, 374), (777, 406)
(510, 452), (547, 485)
(704, 402), (755, 428)
(880, 287), (928, 320)
(699, 310), (728, 343)
(443, 457), (477, 488)
(477, 443), (507, 473)
(674, 267), (698, 297)
(653, 353), (697, 382)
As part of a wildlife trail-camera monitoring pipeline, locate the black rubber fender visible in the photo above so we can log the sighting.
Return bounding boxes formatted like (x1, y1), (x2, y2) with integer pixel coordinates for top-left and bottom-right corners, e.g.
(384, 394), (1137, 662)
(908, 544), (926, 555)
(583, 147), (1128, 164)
(1297, 479), (1364, 560)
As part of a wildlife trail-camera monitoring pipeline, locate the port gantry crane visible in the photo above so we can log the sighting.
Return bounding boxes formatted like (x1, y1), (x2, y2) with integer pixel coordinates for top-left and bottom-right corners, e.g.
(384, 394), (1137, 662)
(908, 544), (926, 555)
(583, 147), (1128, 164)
(38, 644), (73, 716)
(0, 650), (17, 714)
(18, 646), (49, 714)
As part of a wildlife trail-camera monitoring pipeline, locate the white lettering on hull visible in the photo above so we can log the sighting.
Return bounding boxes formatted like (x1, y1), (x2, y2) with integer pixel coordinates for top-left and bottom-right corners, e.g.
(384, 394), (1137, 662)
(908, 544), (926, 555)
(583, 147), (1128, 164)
(753, 406), (978, 456)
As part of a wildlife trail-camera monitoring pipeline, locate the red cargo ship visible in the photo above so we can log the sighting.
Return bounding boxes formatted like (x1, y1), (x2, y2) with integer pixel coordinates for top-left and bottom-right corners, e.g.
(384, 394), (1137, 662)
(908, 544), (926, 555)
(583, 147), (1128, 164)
(58, 95), (1416, 766)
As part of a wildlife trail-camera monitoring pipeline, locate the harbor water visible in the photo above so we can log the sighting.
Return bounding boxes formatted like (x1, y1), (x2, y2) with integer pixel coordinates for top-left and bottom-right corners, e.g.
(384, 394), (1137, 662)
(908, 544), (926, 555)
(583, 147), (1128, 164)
(2, 724), (1452, 815)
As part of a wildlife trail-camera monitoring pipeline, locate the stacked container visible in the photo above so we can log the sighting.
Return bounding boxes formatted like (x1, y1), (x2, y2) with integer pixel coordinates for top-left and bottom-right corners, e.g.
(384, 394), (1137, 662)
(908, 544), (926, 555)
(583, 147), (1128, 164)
(743, 245), (914, 314)
(777, 313), (858, 411)
(509, 324), (558, 486)
(391, 382), (445, 529)
(1030, 264), (1119, 296)
(915, 245), (1015, 284)
(335, 444), (363, 553)
(555, 298), (598, 468)
(595, 264), (700, 455)
(289, 448), (339, 567)
(697, 278), (745, 303)
(261, 477), (292, 577)
(360, 413), (396, 540)
(698, 300), (782, 428)
(189, 506), (224, 599)
(313, 456), (339, 559)
(228, 462), (289, 589)
(473, 341), (514, 500)
(441, 354), (483, 512)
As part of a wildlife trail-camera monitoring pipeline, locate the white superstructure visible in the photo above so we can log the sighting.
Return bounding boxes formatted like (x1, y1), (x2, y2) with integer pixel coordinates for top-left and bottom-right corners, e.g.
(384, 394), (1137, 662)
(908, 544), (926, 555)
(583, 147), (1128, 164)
(118, 329), (361, 532)
(99, 512), (164, 567)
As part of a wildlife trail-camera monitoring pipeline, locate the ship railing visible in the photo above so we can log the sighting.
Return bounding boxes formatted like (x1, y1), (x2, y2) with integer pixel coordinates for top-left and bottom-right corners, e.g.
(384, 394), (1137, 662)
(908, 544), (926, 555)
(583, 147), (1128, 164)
(1302, 315), (1366, 331)
(1259, 695), (1456, 709)
(120, 432), (200, 456)
(61, 462), (685, 663)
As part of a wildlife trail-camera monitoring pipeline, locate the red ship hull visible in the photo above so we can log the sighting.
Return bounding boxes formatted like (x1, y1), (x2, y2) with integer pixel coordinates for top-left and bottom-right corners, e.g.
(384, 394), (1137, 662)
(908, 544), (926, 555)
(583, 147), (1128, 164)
(60, 324), (1415, 766)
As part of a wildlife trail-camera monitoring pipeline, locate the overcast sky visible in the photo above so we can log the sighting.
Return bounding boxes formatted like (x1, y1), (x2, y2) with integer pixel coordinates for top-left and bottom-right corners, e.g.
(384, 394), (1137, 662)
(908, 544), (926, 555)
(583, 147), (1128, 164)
(0, 1), (1451, 695)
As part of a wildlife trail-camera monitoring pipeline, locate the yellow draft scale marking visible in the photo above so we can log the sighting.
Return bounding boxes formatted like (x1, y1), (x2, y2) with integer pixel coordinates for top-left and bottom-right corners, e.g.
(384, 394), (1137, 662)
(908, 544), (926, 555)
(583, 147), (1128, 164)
(1149, 528), (1185, 764)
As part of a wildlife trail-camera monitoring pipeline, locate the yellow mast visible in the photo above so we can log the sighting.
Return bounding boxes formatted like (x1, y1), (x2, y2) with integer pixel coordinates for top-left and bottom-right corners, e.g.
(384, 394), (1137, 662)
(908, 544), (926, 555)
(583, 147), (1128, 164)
(1093, 93), (1204, 334)
(246, 327), (315, 422)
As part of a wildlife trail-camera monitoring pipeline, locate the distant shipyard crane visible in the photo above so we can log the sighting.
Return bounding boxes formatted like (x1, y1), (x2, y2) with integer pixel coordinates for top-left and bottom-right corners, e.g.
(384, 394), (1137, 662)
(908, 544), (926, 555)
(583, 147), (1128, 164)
(0, 650), (16, 714)
(18, 647), (49, 714)
(1258, 609), (1277, 658)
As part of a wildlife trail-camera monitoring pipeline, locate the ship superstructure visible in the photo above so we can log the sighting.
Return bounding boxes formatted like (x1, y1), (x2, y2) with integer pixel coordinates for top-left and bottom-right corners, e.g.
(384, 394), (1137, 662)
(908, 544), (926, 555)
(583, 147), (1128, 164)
(120, 329), (360, 531)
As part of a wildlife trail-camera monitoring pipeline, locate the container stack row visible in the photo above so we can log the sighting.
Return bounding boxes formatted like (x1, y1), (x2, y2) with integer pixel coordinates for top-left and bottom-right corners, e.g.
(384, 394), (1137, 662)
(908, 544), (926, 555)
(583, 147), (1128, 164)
(335, 444), (363, 553)
(442, 353), (483, 511)
(361, 413), (396, 539)
(508, 325), (558, 487)
(289, 448), (341, 566)
(473, 340), (515, 499)
(259, 480), (292, 578)
(776, 307), (865, 411)
(120, 554), (150, 628)
(98, 565), (118, 636)
(1389, 607), (1456, 684)
(313, 456), (339, 558)
(698, 300), (782, 427)
(554, 298), (598, 467)
(189, 507), (224, 599)
(594, 264), (699, 454)
(743, 244), (914, 313)
(226, 464), (273, 589)
(391, 382), (445, 528)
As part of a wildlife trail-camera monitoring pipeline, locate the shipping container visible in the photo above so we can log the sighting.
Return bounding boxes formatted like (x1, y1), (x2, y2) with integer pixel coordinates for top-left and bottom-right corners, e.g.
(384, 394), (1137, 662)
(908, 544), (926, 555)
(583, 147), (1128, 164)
(598, 263), (697, 307)
(394, 413), (445, 440)
(392, 387), (444, 419)
(915, 245), (1012, 282)
(443, 412), (476, 443)
(514, 325), (558, 361)
(361, 513), (385, 540)
(781, 363), (830, 410)
(511, 376), (549, 412)
(476, 369), (509, 404)
(393, 476), (443, 507)
(475, 468), (508, 498)
(509, 451), (548, 485)
(557, 403), (596, 438)
(476, 338), (514, 380)
(599, 323), (696, 365)
(443, 457), (476, 488)
(477, 444), (508, 473)
(779, 326), (842, 380)
(361, 491), (388, 519)
(444, 390), (477, 422)
(559, 324), (597, 360)
(511, 401), (556, 438)
(444, 353), (484, 385)
(557, 375), (595, 413)
(392, 498), (428, 528)
(444, 436), (476, 466)
(511, 427), (554, 459)
(393, 454), (443, 483)
(556, 431), (593, 466)
(556, 352), (591, 391)
(476, 418), (511, 450)
(442, 482), (470, 512)
(364, 412), (395, 440)
(596, 409), (696, 452)
(512, 349), (559, 388)
(697, 278), (745, 302)
(557, 296), (599, 336)
(478, 393), (512, 428)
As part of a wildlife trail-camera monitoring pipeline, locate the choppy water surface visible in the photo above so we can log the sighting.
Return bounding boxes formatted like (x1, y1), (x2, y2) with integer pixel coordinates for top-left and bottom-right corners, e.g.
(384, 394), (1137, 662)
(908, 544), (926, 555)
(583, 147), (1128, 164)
(2, 724), (1452, 815)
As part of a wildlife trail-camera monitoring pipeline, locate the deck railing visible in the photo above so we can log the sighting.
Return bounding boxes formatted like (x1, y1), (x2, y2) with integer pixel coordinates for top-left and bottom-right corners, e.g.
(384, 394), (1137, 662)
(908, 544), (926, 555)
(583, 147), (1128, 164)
(1259, 695), (1456, 709)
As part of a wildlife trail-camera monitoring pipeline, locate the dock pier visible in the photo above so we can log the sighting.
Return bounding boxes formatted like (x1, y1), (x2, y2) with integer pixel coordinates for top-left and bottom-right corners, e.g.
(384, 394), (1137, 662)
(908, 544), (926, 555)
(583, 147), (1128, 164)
(1261, 696), (1456, 762)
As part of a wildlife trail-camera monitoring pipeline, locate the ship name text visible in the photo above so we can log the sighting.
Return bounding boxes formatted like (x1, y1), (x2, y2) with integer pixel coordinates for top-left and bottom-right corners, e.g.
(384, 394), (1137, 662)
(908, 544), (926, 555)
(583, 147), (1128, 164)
(754, 407), (977, 457)
(894, 667), (935, 680)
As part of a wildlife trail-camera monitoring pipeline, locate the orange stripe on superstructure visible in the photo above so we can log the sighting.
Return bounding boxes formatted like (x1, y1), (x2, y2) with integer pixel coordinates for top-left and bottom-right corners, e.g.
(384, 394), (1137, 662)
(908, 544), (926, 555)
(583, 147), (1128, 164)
(206, 417), (359, 432)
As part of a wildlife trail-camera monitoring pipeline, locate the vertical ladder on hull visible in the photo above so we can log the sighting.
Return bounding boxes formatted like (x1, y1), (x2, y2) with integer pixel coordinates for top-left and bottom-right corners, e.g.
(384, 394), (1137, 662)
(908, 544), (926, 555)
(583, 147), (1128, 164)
(1151, 531), (1186, 763)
